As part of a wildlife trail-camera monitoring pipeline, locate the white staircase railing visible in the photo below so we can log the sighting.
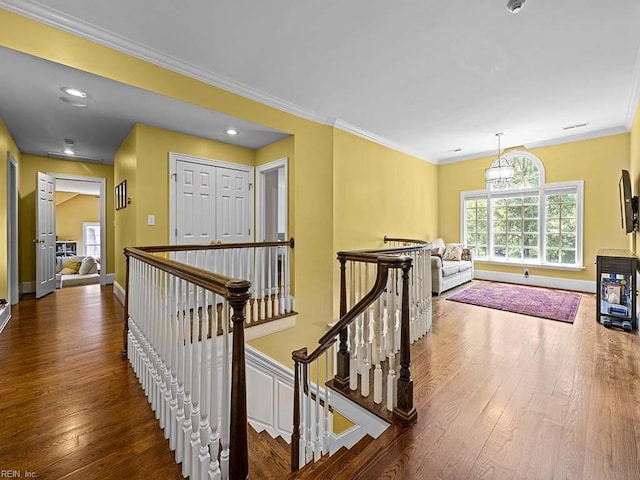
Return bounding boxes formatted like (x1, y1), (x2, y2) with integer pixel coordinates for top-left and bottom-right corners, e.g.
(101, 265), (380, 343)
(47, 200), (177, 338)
(124, 247), (251, 480)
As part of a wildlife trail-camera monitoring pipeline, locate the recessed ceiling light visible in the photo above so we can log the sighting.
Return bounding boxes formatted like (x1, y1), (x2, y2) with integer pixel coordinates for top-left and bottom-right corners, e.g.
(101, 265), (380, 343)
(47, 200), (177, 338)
(59, 96), (87, 107)
(61, 87), (87, 98)
(63, 147), (75, 155)
(225, 128), (239, 136)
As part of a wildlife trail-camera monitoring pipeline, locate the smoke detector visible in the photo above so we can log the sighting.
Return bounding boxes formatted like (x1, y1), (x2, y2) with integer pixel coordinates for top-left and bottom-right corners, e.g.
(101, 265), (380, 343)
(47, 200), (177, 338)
(507, 0), (527, 14)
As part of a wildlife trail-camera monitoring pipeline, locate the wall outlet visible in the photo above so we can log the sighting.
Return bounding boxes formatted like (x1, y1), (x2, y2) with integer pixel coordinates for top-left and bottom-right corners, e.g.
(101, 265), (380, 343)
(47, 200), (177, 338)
(147, 214), (155, 226)
(524, 269), (529, 278)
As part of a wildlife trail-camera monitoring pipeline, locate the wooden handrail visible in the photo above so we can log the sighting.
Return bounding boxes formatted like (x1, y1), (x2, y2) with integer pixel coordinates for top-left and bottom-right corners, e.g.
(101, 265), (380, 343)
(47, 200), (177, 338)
(124, 247), (250, 298)
(383, 235), (430, 245)
(136, 238), (294, 253)
(337, 244), (430, 264)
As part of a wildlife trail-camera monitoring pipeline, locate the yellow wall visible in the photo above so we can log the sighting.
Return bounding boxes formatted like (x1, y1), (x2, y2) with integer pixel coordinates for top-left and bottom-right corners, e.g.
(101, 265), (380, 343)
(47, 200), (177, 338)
(18, 154), (115, 284)
(0, 117), (20, 300)
(55, 194), (100, 253)
(438, 134), (631, 282)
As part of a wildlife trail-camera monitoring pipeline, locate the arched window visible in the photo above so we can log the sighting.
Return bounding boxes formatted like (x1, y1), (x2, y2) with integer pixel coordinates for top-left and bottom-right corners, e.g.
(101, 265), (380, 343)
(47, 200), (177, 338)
(462, 151), (583, 268)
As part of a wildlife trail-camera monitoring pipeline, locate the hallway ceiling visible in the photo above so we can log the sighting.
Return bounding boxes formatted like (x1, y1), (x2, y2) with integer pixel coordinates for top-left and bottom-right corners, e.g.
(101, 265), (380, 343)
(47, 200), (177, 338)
(1, 0), (640, 163)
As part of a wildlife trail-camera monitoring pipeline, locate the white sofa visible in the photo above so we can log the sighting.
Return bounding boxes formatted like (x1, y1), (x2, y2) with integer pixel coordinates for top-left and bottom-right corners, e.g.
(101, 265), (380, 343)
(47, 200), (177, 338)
(431, 238), (474, 295)
(56, 255), (100, 288)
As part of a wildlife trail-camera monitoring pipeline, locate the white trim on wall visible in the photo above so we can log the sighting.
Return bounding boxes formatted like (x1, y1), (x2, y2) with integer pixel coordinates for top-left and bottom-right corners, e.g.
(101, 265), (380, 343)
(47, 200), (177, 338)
(474, 269), (596, 293)
(113, 280), (126, 305)
(7, 151), (18, 305)
(0, 305), (10, 334)
(255, 157), (288, 242)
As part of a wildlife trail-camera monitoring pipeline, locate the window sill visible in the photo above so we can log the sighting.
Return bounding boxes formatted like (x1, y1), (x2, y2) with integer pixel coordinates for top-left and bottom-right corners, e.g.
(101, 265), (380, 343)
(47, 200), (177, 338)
(474, 259), (585, 272)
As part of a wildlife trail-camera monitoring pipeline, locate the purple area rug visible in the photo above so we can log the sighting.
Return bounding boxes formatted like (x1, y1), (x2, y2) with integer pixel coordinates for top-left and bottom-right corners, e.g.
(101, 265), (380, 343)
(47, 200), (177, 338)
(447, 282), (581, 323)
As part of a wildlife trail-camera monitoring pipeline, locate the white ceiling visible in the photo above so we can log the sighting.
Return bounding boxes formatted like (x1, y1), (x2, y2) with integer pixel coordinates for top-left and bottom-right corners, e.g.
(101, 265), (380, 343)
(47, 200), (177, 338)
(1, 0), (639, 163)
(55, 179), (100, 196)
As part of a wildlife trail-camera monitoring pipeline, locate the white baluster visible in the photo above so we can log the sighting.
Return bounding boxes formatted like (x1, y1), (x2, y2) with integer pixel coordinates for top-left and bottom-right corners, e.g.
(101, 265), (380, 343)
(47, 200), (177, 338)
(323, 349), (330, 454)
(175, 279), (186, 464)
(373, 294), (383, 405)
(208, 295), (222, 480)
(259, 248), (266, 320)
(305, 364), (313, 463)
(315, 358), (321, 459)
(349, 262), (358, 391)
(182, 281), (193, 478)
(169, 275), (179, 452)
(220, 302), (230, 479)
(190, 286), (202, 477)
(266, 247), (273, 319)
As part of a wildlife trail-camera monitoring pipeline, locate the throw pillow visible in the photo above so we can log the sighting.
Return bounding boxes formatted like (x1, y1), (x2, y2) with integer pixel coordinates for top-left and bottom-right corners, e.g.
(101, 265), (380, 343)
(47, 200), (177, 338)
(443, 245), (463, 261)
(59, 267), (77, 275)
(79, 256), (96, 275)
(461, 248), (471, 261)
(63, 260), (81, 274)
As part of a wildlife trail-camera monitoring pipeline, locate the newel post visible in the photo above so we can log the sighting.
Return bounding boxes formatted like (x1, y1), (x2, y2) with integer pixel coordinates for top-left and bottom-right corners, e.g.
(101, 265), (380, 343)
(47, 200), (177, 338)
(334, 256), (350, 388)
(121, 250), (130, 359)
(394, 259), (418, 424)
(227, 281), (251, 480)
(291, 348), (306, 472)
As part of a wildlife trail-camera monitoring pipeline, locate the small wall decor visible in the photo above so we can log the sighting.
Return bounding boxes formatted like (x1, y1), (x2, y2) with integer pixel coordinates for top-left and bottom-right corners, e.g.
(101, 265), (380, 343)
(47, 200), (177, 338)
(115, 180), (127, 210)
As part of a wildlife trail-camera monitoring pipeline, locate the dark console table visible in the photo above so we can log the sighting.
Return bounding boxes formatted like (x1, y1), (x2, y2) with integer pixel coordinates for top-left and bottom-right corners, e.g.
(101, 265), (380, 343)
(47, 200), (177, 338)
(596, 249), (638, 331)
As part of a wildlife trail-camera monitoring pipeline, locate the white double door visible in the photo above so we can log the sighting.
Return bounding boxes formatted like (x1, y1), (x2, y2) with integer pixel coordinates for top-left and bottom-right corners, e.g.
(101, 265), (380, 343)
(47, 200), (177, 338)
(174, 156), (253, 245)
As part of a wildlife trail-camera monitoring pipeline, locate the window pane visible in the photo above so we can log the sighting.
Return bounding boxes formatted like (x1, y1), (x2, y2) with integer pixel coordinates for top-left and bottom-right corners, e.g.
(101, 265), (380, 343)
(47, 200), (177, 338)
(561, 218), (577, 233)
(508, 234), (522, 245)
(477, 233), (488, 245)
(547, 219), (560, 233)
(507, 206), (522, 217)
(523, 220), (538, 232)
(494, 221), (506, 233)
(561, 250), (576, 264)
(523, 234), (538, 246)
(477, 207), (487, 219)
(477, 220), (488, 232)
(494, 233), (506, 245)
(524, 248), (538, 259)
(523, 196), (538, 204)
(477, 246), (488, 257)
(546, 249), (560, 263)
(523, 205), (538, 218)
(466, 221), (477, 234)
(507, 197), (523, 206)
(562, 234), (576, 248)
(467, 233), (476, 245)
(561, 193), (576, 203)
(478, 199), (487, 208)
(508, 220), (522, 232)
(546, 234), (560, 248)
(466, 209), (476, 220)
(562, 203), (576, 217)
(494, 247), (506, 258)
(508, 247), (523, 258)
(546, 203), (560, 217)
(494, 198), (507, 207)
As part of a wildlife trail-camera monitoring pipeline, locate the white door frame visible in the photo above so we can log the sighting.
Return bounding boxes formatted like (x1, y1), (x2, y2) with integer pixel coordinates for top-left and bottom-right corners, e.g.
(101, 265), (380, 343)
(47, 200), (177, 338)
(49, 172), (107, 286)
(255, 157), (288, 242)
(7, 151), (18, 305)
(169, 152), (254, 245)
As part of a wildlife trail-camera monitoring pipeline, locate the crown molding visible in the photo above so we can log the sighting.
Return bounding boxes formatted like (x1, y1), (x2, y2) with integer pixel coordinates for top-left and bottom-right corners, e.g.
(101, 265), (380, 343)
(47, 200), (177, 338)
(625, 43), (640, 130)
(0, 1), (331, 125)
(333, 119), (435, 164)
(437, 126), (630, 165)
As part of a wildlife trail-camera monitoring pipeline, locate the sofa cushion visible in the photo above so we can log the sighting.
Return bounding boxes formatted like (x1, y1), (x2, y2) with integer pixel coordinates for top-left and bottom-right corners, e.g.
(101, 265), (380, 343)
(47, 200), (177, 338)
(443, 245), (463, 261)
(441, 261), (460, 277)
(79, 256), (97, 275)
(457, 260), (473, 272)
(432, 238), (446, 256)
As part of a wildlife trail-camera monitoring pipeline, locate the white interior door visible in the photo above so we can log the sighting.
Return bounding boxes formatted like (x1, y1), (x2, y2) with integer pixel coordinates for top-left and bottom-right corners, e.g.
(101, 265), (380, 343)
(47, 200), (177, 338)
(216, 168), (252, 243)
(36, 172), (56, 298)
(176, 160), (216, 244)
(174, 156), (253, 245)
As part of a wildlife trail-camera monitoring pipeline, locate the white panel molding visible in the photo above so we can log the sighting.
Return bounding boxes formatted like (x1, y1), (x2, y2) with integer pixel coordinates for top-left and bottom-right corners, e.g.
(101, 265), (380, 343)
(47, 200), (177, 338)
(625, 43), (640, 130)
(245, 344), (295, 442)
(113, 280), (126, 305)
(473, 269), (596, 293)
(0, 305), (10, 334)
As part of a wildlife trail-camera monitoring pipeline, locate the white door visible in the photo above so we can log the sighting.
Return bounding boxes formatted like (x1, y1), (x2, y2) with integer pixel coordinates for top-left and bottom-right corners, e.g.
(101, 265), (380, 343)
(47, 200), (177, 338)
(216, 168), (252, 243)
(174, 157), (252, 244)
(176, 161), (216, 245)
(35, 172), (56, 298)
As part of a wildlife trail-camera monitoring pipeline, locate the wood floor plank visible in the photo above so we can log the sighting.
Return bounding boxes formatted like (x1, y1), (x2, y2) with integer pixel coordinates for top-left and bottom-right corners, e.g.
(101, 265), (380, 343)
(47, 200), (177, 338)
(4, 281), (640, 479)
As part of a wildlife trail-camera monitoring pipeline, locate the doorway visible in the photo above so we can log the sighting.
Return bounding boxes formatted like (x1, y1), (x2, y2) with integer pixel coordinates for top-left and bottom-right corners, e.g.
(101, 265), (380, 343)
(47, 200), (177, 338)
(7, 152), (18, 305)
(52, 174), (107, 287)
(256, 158), (288, 242)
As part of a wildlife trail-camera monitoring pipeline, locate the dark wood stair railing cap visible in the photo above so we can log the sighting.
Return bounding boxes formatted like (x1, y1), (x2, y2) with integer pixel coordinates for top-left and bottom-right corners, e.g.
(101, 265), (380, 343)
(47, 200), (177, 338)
(124, 246), (251, 297)
(383, 234), (431, 245)
(136, 237), (294, 253)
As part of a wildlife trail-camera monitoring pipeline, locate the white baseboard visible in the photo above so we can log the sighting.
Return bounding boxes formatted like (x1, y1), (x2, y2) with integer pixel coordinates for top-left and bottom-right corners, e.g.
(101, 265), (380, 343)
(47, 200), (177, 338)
(0, 306), (10, 334)
(106, 273), (115, 284)
(113, 281), (125, 305)
(474, 270), (596, 293)
(21, 281), (35, 294)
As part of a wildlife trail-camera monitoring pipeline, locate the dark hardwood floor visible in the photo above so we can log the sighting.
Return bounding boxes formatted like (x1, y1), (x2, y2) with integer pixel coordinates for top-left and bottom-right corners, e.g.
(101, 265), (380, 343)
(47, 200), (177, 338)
(2, 283), (640, 479)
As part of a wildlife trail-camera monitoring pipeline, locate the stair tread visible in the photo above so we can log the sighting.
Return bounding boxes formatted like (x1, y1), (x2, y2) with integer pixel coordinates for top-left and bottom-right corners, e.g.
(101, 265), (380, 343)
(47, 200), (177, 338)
(288, 434), (374, 479)
(248, 424), (291, 480)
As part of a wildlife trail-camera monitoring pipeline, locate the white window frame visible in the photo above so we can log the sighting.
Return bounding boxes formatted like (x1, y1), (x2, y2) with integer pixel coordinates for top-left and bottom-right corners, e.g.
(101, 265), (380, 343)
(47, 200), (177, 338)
(460, 151), (584, 270)
(83, 222), (101, 258)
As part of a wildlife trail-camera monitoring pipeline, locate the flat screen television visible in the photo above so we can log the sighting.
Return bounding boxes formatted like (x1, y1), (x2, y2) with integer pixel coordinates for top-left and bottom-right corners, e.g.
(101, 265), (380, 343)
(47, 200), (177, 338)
(619, 169), (638, 234)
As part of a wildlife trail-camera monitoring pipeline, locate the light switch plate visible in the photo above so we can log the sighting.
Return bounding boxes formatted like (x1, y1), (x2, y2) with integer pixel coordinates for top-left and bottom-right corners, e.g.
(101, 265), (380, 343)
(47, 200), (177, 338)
(147, 214), (155, 226)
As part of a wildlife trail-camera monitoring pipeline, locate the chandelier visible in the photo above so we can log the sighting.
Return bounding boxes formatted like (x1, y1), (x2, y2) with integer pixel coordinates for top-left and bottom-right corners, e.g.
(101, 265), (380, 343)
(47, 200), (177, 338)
(485, 132), (515, 185)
